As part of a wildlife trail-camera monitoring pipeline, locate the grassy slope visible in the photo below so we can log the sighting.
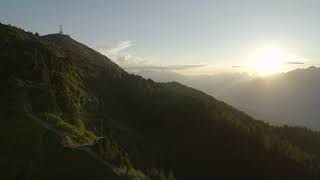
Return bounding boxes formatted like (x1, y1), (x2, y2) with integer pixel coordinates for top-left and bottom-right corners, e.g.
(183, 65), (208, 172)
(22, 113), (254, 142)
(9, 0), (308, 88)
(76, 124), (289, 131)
(0, 113), (122, 180)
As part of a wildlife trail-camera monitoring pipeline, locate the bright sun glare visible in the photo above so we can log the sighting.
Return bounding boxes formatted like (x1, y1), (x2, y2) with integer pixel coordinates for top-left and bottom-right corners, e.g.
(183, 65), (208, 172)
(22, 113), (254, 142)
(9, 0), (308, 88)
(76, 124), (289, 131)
(249, 46), (285, 76)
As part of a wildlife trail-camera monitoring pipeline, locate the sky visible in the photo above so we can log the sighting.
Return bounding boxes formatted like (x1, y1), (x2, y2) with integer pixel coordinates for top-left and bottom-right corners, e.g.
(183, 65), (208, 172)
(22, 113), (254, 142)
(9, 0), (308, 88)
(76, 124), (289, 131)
(1, 0), (320, 75)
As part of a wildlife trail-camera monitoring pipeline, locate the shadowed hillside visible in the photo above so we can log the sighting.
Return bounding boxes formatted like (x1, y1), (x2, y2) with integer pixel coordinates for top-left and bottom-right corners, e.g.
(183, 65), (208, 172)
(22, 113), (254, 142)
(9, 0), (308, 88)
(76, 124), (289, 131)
(1, 23), (320, 180)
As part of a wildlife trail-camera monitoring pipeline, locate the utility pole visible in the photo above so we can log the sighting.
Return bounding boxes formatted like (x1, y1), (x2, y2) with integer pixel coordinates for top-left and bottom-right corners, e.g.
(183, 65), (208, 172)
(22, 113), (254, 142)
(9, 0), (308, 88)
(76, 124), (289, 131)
(100, 119), (103, 139)
(99, 118), (103, 160)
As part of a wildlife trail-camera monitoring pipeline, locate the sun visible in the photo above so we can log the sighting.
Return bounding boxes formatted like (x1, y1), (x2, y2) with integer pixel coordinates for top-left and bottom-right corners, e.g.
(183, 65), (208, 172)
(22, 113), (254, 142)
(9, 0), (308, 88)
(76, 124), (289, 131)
(248, 46), (285, 76)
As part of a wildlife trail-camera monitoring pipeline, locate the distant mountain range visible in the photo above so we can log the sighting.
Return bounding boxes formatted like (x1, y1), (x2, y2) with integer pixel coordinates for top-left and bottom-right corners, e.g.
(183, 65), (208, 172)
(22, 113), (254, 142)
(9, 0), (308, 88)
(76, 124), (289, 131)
(2, 23), (320, 180)
(219, 66), (320, 129)
(137, 70), (253, 96)
(138, 66), (320, 130)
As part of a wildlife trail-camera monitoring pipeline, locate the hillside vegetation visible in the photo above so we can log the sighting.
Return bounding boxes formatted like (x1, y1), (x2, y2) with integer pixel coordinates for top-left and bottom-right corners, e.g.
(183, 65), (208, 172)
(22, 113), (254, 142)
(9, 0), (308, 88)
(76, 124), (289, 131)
(1, 23), (320, 180)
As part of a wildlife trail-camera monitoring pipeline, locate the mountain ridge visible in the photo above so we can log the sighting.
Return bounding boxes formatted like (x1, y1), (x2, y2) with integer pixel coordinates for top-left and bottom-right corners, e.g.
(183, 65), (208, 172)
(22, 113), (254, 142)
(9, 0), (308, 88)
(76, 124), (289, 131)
(1, 23), (320, 180)
(219, 66), (320, 129)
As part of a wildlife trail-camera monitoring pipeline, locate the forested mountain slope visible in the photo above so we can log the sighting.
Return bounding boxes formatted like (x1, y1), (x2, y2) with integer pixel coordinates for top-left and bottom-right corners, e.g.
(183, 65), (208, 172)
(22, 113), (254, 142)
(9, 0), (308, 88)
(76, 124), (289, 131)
(1, 23), (320, 180)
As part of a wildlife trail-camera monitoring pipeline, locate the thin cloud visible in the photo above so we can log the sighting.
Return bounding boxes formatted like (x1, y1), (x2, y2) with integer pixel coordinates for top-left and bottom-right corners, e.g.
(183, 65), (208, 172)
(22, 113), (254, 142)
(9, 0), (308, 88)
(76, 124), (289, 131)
(97, 41), (206, 72)
(286, 61), (305, 65)
(96, 41), (151, 67)
(97, 41), (133, 56)
(125, 64), (206, 71)
(117, 53), (151, 66)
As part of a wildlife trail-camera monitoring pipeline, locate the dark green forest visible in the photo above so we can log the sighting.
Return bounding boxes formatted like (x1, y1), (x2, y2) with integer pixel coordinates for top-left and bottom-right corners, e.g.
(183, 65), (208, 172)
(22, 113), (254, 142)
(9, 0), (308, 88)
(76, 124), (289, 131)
(1, 23), (320, 180)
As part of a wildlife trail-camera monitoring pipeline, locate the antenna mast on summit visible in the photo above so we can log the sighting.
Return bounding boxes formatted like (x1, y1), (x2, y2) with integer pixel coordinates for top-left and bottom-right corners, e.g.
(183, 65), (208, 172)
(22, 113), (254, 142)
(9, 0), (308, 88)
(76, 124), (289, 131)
(59, 25), (63, 34)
